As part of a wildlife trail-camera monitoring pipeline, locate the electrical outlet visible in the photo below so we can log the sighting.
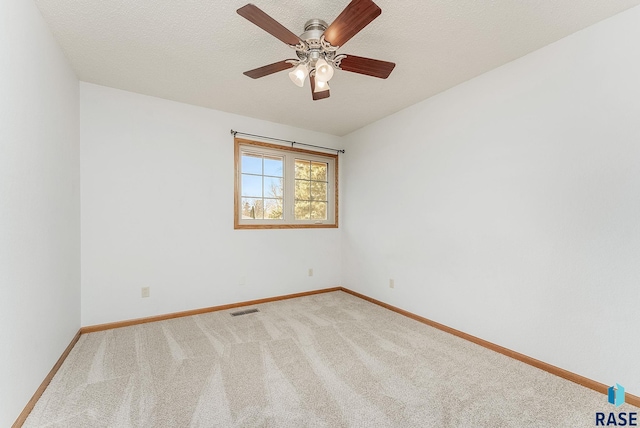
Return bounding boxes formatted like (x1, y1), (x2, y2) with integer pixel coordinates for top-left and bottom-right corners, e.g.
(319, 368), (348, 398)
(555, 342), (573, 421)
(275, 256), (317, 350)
(141, 287), (150, 298)
(389, 279), (395, 289)
(308, 268), (313, 277)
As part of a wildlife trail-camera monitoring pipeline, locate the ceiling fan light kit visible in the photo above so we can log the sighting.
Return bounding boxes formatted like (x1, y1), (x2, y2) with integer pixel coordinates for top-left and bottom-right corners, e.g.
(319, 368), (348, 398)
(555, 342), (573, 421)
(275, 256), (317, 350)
(237, 0), (396, 100)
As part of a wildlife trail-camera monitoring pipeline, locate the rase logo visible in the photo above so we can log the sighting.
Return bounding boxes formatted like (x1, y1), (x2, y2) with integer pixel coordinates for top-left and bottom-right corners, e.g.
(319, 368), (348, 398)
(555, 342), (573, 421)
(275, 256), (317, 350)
(596, 384), (637, 426)
(610, 384), (626, 407)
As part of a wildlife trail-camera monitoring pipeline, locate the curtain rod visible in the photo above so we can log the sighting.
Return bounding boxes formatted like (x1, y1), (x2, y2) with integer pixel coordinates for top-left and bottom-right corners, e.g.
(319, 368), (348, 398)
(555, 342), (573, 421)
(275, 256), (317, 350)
(230, 129), (345, 154)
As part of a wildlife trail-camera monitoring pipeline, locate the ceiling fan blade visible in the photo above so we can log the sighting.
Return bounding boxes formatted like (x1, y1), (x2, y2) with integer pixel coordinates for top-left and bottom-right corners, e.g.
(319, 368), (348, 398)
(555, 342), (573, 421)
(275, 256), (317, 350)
(243, 60), (295, 79)
(323, 0), (381, 48)
(339, 55), (395, 79)
(310, 75), (330, 101)
(237, 4), (301, 46)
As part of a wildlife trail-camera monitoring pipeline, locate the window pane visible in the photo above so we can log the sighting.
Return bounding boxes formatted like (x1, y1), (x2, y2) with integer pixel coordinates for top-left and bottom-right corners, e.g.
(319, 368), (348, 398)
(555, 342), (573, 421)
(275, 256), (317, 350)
(264, 156), (283, 177)
(295, 160), (310, 179)
(236, 141), (336, 228)
(264, 177), (283, 198)
(295, 201), (310, 220)
(310, 202), (327, 220)
(295, 180), (310, 201)
(311, 162), (327, 181)
(310, 182), (327, 201)
(241, 174), (262, 197)
(242, 154), (262, 175)
(264, 198), (283, 219)
(241, 198), (264, 219)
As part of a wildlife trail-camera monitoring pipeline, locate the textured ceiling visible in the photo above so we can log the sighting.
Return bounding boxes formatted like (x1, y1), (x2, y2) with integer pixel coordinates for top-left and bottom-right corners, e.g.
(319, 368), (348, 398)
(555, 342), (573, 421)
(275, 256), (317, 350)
(34, 0), (640, 136)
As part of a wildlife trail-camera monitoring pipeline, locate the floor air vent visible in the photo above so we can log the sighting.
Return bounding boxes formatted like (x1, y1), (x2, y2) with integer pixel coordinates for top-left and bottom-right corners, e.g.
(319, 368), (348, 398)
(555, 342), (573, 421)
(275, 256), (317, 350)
(230, 308), (259, 317)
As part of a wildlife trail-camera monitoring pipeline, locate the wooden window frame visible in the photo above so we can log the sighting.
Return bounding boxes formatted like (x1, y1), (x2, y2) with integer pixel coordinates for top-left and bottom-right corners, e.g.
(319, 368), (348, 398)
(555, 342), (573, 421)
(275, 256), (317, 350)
(234, 138), (339, 229)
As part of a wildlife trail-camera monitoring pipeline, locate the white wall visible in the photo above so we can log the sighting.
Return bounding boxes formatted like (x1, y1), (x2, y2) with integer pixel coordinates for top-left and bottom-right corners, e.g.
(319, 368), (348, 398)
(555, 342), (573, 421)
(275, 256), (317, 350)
(0, 1), (80, 425)
(80, 83), (343, 326)
(342, 6), (640, 396)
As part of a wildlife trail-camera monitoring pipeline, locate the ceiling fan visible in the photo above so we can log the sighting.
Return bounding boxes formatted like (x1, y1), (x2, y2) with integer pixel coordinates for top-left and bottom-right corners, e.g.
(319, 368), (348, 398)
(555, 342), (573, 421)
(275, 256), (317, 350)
(237, 0), (396, 100)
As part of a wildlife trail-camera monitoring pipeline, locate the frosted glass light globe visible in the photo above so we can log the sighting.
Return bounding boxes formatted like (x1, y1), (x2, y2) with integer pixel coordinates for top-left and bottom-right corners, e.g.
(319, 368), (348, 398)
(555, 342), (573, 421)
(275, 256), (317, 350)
(315, 58), (334, 82)
(313, 76), (330, 93)
(288, 64), (308, 87)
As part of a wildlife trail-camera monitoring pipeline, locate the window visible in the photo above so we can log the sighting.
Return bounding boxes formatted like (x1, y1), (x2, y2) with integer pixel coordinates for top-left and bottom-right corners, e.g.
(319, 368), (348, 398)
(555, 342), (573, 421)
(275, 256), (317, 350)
(235, 138), (338, 229)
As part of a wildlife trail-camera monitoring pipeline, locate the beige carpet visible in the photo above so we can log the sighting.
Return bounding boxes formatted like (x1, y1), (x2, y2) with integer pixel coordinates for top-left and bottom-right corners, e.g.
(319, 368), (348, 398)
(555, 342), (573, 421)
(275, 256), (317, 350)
(24, 291), (636, 427)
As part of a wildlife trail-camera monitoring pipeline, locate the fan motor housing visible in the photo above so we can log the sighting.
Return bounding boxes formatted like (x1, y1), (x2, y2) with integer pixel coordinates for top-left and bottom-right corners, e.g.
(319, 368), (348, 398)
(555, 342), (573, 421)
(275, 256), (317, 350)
(300, 19), (328, 42)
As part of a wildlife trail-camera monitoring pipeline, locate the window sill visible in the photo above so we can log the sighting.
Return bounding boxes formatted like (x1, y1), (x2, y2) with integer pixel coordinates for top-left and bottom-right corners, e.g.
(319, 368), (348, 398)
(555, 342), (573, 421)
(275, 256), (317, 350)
(234, 223), (338, 230)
